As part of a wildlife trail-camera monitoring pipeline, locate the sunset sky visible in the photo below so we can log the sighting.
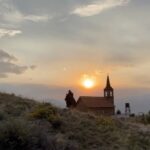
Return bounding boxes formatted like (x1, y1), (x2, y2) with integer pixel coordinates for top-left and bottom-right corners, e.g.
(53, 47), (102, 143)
(0, 0), (150, 113)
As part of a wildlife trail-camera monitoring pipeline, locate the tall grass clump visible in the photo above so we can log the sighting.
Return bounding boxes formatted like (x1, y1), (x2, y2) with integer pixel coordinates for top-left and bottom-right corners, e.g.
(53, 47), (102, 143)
(0, 119), (30, 150)
(29, 103), (62, 129)
(127, 131), (150, 150)
(0, 110), (7, 121)
(136, 111), (150, 125)
(0, 119), (71, 150)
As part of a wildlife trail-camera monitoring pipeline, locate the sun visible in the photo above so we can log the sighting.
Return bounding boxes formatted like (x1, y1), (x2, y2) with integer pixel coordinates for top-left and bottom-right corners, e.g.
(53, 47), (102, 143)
(83, 78), (95, 89)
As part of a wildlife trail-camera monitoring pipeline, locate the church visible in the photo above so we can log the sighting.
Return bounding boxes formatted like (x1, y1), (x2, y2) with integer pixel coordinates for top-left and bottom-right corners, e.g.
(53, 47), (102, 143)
(65, 76), (115, 116)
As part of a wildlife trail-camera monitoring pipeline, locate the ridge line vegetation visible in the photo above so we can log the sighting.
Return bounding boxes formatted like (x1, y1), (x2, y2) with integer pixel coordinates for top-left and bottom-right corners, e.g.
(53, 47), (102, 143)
(0, 92), (150, 150)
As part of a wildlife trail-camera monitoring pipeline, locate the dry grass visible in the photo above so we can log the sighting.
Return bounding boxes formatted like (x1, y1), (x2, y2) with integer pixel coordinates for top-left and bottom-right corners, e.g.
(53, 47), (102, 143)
(0, 92), (150, 150)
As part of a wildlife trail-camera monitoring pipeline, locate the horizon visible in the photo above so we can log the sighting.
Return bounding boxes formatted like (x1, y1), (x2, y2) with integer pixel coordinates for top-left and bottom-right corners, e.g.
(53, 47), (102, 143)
(0, 0), (150, 114)
(0, 81), (149, 114)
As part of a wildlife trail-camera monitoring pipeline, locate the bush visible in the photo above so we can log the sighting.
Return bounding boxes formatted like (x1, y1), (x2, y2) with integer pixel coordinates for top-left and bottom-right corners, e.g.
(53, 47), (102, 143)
(0, 111), (6, 121)
(0, 119), (65, 150)
(4, 104), (24, 116)
(51, 119), (62, 129)
(137, 113), (150, 125)
(96, 116), (115, 127)
(29, 103), (62, 128)
(0, 119), (30, 150)
(128, 131), (150, 150)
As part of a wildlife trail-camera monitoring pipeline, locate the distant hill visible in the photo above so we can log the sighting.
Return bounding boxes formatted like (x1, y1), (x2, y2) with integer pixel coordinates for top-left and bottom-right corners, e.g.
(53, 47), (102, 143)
(0, 92), (150, 150)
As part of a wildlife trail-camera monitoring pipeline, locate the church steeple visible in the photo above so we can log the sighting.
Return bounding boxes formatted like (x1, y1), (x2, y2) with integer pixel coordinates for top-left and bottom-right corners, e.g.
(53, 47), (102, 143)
(106, 76), (111, 88)
(104, 76), (114, 98)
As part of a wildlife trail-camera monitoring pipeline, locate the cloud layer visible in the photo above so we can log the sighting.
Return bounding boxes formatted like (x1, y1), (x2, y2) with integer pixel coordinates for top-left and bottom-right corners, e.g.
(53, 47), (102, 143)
(0, 0), (51, 25)
(3, 10), (50, 23)
(0, 28), (22, 38)
(0, 49), (28, 77)
(72, 0), (130, 16)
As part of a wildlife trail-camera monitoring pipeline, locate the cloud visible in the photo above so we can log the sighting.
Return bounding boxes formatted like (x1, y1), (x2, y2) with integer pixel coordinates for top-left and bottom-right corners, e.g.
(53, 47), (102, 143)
(3, 9), (50, 23)
(0, 49), (28, 77)
(0, 0), (51, 24)
(30, 65), (37, 70)
(0, 28), (22, 38)
(0, 49), (17, 61)
(24, 15), (50, 22)
(72, 0), (130, 17)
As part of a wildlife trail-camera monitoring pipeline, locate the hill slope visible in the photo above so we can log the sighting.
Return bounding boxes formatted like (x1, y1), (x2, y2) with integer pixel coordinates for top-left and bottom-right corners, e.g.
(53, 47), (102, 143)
(0, 93), (150, 150)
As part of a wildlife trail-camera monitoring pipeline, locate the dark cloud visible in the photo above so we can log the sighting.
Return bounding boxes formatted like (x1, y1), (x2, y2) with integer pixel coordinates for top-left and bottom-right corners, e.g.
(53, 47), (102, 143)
(0, 49), (17, 61)
(0, 49), (28, 77)
(0, 1), (149, 88)
(11, 0), (150, 71)
(30, 65), (36, 70)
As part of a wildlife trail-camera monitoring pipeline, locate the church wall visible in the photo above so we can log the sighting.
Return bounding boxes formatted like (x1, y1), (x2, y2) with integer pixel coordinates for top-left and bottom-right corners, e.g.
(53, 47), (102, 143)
(76, 101), (88, 112)
(88, 107), (115, 116)
(76, 101), (115, 116)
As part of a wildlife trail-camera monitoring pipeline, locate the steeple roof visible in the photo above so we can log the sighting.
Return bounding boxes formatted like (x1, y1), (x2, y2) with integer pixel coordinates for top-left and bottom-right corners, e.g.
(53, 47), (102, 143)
(104, 76), (113, 90)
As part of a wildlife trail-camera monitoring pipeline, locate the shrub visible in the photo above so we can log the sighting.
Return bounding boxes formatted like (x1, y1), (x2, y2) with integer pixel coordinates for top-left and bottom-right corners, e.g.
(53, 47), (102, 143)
(137, 113), (150, 125)
(128, 131), (150, 150)
(96, 116), (115, 127)
(4, 104), (24, 116)
(0, 119), (30, 150)
(0, 119), (65, 150)
(51, 119), (62, 129)
(29, 103), (62, 128)
(0, 111), (6, 121)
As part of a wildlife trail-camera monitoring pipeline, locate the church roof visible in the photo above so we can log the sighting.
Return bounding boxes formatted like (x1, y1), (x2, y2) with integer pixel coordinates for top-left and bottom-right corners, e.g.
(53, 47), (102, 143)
(104, 76), (113, 90)
(77, 96), (114, 108)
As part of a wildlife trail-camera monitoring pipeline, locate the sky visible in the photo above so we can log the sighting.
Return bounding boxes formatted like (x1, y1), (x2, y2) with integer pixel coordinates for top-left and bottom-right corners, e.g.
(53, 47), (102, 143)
(0, 0), (150, 113)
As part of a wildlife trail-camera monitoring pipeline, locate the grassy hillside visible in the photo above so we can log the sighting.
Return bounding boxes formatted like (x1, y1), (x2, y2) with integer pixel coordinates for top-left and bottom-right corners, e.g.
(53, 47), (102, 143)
(0, 92), (150, 150)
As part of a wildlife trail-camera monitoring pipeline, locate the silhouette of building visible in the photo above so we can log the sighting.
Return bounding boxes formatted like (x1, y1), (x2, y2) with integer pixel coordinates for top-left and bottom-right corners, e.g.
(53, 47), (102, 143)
(76, 76), (115, 115)
(125, 103), (131, 116)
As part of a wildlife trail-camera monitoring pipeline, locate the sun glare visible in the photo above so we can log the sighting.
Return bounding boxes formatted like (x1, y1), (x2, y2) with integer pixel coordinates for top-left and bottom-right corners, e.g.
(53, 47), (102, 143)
(83, 78), (95, 89)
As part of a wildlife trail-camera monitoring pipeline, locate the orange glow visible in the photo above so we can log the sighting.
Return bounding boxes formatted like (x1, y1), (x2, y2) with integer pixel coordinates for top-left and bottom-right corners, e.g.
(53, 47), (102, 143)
(83, 79), (95, 89)
(81, 74), (96, 89)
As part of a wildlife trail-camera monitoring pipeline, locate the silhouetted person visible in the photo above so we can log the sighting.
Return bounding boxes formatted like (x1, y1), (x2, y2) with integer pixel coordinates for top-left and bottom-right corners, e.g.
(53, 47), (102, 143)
(65, 90), (76, 108)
